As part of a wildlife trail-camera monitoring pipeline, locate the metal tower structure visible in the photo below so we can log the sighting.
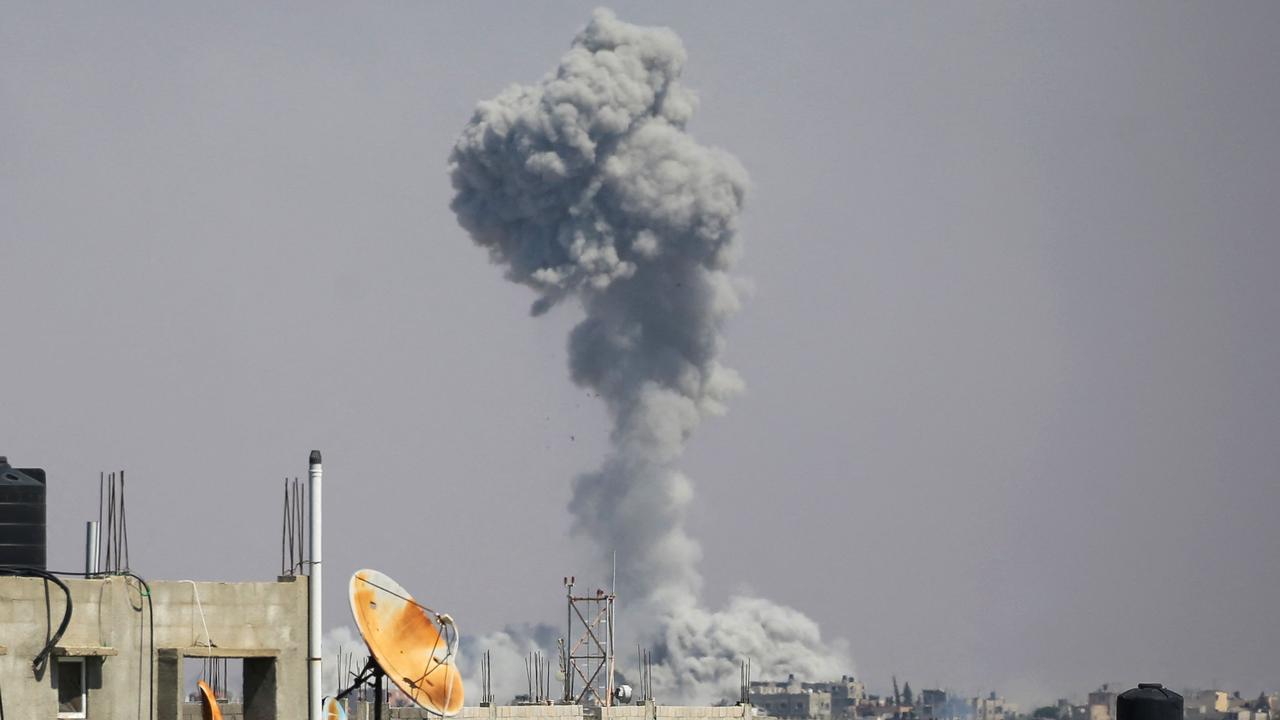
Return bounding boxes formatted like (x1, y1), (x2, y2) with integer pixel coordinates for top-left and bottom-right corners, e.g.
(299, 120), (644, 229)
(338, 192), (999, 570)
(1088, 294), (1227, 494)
(563, 576), (616, 706)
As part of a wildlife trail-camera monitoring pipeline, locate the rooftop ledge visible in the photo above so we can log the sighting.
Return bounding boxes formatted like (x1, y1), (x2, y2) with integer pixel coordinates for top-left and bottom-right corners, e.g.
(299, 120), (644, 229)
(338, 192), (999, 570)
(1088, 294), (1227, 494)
(54, 646), (119, 657)
(159, 647), (280, 658)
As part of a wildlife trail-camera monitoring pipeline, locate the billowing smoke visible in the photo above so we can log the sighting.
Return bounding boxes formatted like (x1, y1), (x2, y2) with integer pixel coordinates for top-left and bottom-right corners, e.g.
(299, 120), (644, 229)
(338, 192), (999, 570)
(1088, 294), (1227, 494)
(457, 623), (561, 704)
(449, 9), (850, 702)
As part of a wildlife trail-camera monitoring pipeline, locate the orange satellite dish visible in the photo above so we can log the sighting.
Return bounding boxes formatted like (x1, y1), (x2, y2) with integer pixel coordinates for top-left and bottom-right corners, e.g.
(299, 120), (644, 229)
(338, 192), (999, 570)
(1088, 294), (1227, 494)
(197, 680), (224, 720)
(349, 568), (465, 716)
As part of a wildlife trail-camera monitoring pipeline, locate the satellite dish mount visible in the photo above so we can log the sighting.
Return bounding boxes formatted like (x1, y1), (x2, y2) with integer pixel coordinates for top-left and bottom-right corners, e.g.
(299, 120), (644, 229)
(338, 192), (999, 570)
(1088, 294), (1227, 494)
(334, 656), (386, 719)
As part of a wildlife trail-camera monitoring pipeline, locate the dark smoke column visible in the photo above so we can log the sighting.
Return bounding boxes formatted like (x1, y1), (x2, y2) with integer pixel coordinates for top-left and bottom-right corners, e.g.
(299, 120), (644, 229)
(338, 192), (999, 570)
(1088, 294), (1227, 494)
(450, 9), (849, 701)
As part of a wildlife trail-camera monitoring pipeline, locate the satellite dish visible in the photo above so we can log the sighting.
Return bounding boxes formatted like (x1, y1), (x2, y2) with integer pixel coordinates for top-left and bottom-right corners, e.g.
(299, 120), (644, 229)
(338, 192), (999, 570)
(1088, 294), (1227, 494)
(197, 680), (224, 720)
(325, 697), (348, 720)
(349, 568), (465, 716)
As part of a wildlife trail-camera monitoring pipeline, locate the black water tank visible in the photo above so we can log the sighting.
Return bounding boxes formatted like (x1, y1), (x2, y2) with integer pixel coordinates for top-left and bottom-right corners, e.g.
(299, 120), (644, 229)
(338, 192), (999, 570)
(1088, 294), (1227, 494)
(1118, 684), (1183, 720)
(0, 456), (47, 568)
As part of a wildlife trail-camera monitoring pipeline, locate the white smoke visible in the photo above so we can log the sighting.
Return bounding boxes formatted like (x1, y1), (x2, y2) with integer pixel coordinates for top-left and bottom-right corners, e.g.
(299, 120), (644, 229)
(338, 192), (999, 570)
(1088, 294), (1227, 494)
(456, 623), (561, 704)
(322, 625), (362, 697)
(449, 8), (851, 703)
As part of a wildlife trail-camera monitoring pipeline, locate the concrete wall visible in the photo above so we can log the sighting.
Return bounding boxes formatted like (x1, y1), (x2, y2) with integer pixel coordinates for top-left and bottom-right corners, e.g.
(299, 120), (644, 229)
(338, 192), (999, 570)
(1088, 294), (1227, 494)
(0, 574), (308, 720)
(183, 701), (245, 719)
(338, 703), (754, 720)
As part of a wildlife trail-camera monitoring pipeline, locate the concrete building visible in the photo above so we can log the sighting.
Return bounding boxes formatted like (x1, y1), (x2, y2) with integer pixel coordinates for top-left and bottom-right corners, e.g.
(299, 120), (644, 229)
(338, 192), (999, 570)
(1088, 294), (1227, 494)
(972, 693), (1017, 720)
(748, 675), (869, 720)
(0, 573), (309, 719)
(751, 675), (804, 696)
(918, 689), (947, 720)
(806, 677), (866, 719)
(751, 676), (834, 720)
(1056, 698), (1089, 720)
(752, 689), (832, 720)
(1183, 689), (1279, 720)
(1087, 686), (1115, 720)
(857, 693), (916, 720)
(1185, 690), (1230, 719)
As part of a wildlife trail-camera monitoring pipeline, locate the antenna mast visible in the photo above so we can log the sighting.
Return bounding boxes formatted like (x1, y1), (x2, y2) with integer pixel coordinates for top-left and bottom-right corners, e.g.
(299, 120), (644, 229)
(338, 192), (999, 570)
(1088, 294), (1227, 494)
(564, 576), (616, 706)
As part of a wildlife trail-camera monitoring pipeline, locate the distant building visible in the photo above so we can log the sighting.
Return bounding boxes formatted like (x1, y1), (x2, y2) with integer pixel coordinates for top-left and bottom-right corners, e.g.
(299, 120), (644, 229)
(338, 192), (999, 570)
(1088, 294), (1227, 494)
(919, 689), (947, 720)
(808, 677), (867, 719)
(973, 692), (1018, 720)
(1088, 686), (1116, 720)
(1056, 698), (1089, 720)
(1186, 690), (1232, 720)
(855, 695), (897, 720)
(750, 676), (832, 720)
(751, 676), (867, 720)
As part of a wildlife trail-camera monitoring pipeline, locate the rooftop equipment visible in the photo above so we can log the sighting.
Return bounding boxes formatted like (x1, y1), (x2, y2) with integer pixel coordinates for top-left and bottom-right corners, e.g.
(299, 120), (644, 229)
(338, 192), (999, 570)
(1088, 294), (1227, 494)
(335, 568), (465, 720)
(563, 576), (616, 706)
(198, 680), (225, 720)
(0, 456), (47, 569)
(1118, 684), (1183, 720)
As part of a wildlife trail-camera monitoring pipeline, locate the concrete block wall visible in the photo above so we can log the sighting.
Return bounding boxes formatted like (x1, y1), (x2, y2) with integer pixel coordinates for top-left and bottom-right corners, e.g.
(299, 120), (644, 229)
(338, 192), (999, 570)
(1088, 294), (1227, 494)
(604, 706), (652, 720)
(183, 701), (245, 719)
(654, 706), (752, 720)
(0, 575), (309, 720)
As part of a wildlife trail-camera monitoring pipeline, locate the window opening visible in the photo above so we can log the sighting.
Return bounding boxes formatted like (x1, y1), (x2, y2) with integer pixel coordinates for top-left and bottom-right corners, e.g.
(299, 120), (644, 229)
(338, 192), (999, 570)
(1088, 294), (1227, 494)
(183, 657), (243, 704)
(57, 657), (87, 719)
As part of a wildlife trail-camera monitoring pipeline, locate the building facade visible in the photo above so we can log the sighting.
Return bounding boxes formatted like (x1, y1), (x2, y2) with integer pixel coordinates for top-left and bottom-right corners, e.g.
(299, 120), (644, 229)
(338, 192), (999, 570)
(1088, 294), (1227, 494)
(0, 574), (309, 719)
(752, 675), (835, 720)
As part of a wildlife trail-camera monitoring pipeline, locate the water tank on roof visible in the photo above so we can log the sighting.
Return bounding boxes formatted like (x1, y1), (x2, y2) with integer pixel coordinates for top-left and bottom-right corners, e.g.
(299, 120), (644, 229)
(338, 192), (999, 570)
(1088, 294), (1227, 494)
(0, 456), (47, 568)
(1118, 684), (1183, 720)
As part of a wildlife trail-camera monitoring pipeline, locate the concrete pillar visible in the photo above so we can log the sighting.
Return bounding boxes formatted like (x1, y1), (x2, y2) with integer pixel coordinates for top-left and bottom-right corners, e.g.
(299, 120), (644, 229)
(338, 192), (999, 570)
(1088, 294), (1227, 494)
(157, 649), (183, 720)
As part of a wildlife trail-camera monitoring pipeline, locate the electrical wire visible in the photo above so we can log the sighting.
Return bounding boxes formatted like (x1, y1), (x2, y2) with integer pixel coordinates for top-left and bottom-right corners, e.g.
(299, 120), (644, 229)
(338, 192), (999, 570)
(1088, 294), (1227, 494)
(24, 566), (156, 720)
(0, 565), (73, 676)
(124, 572), (154, 720)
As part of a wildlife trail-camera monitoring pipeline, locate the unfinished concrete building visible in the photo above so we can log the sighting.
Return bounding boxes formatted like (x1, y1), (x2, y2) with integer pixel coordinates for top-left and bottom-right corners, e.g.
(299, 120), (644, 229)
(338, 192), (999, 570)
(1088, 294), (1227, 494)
(0, 574), (309, 719)
(0, 456), (313, 719)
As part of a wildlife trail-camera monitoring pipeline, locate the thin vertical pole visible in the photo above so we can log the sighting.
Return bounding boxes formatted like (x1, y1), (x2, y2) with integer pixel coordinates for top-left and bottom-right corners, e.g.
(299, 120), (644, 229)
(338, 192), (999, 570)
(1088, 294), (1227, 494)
(308, 452), (323, 720)
(85, 521), (100, 576)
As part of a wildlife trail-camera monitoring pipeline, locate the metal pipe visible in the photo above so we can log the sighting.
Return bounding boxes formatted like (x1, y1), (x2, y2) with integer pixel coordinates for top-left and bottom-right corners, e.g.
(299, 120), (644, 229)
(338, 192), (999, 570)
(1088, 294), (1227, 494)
(97, 473), (103, 570)
(308, 450), (323, 720)
(85, 521), (100, 575)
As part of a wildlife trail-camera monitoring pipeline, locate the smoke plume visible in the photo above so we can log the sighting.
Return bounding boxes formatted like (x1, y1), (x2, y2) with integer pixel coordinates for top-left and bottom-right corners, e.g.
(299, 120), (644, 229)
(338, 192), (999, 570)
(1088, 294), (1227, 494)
(449, 9), (850, 702)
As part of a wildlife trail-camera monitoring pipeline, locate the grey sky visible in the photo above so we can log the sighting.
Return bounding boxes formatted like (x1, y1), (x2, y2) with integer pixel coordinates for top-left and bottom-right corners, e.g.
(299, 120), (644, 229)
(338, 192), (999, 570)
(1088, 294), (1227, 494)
(2, 1), (1278, 706)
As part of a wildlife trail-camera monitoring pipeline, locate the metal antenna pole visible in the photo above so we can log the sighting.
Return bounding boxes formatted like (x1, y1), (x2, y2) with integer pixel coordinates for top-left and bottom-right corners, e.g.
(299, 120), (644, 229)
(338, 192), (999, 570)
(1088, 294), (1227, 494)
(308, 451), (323, 720)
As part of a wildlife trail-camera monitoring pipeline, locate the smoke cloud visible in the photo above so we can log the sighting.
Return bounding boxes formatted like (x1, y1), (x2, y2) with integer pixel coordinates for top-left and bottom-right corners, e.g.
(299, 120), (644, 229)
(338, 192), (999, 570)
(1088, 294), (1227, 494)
(322, 625), (362, 697)
(457, 623), (562, 704)
(449, 9), (850, 702)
